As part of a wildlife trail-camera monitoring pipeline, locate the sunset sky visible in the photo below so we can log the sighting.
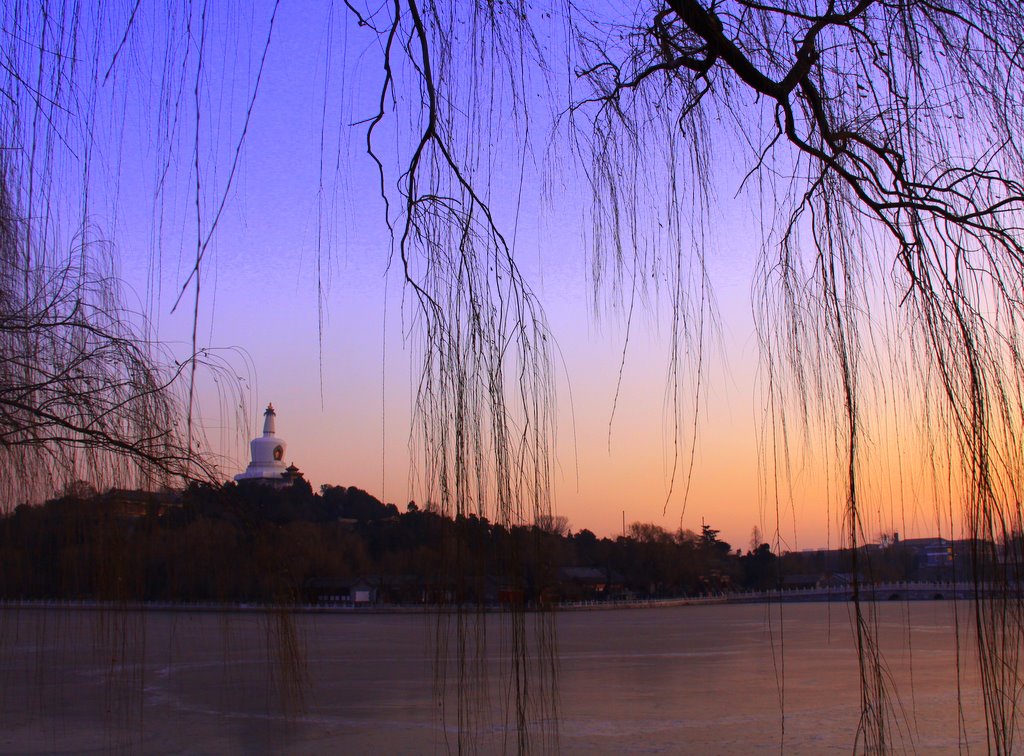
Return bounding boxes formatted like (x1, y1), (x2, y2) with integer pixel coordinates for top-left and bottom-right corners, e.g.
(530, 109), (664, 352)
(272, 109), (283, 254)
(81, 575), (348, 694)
(36, 1), (963, 551)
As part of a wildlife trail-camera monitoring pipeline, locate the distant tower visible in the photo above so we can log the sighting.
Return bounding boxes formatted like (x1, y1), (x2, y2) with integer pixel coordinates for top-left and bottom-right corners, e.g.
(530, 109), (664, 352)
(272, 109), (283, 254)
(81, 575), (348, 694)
(235, 403), (302, 486)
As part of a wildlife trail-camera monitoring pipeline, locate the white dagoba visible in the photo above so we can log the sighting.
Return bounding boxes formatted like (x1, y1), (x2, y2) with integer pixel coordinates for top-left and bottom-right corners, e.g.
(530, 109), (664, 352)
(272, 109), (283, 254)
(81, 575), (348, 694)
(234, 403), (290, 483)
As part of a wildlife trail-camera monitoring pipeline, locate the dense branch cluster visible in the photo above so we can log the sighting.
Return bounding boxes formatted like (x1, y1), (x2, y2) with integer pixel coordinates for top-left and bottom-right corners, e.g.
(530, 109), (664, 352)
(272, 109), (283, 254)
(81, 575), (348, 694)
(0, 164), (213, 504)
(0, 4), (229, 505)
(357, 0), (1024, 749)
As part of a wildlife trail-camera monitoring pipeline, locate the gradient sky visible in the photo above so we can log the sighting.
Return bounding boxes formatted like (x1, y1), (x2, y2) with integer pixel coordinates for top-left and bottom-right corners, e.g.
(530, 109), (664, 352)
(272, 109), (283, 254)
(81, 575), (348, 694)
(39, 1), (965, 551)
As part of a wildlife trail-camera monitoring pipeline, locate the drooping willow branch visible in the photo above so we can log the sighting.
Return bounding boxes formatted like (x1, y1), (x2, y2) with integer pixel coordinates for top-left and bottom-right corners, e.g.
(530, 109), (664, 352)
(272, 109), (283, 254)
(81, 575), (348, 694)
(0, 166), (219, 505)
(570, 1), (1024, 750)
(357, 0), (1024, 750)
(357, 0), (560, 749)
(3, 0), (1023, 750)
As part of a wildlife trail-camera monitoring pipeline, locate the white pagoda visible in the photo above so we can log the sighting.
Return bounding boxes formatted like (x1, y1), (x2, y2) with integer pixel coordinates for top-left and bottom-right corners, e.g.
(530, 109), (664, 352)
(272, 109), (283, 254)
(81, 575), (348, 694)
(234, 403), (304, 487)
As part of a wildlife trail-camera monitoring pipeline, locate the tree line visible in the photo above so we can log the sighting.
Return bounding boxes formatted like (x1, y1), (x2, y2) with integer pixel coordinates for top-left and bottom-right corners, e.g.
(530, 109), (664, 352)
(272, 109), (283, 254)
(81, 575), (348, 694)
(0, 481), (1004, 605)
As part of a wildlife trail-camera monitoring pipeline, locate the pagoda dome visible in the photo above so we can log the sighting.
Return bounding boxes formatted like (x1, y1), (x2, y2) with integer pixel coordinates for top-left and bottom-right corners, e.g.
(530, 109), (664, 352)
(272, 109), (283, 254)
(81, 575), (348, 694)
(234, 403), (290, 483)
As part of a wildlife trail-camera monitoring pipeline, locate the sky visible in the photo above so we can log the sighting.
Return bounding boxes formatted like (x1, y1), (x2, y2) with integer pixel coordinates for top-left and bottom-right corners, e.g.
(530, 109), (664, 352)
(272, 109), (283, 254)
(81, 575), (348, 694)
(14, 0), (966, 551)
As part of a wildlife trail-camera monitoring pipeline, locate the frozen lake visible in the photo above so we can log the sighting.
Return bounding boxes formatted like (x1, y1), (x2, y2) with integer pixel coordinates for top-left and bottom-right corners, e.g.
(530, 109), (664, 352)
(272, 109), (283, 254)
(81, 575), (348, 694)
(0, 601), (997, 753)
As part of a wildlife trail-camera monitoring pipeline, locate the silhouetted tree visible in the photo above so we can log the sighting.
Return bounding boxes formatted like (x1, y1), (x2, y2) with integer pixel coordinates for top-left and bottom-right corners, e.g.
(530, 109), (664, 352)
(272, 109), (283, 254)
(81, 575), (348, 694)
(0, 152), (220, 506)
(7, 0), (1024, 749)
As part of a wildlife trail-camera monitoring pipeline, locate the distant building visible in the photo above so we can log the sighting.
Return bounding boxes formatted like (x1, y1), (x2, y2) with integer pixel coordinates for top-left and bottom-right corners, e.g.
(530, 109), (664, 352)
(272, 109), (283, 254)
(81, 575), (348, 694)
(234, 403), (305, 488)
(899, 537), (955, 570)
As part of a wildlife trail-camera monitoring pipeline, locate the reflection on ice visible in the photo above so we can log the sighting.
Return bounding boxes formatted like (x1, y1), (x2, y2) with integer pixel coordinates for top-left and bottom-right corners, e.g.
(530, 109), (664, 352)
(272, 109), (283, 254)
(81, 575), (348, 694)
(0, 602), (994, 752)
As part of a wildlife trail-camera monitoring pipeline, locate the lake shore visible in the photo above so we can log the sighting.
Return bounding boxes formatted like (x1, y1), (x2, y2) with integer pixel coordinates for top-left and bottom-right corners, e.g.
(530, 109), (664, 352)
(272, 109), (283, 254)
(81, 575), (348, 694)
(0, 580), (985, 616)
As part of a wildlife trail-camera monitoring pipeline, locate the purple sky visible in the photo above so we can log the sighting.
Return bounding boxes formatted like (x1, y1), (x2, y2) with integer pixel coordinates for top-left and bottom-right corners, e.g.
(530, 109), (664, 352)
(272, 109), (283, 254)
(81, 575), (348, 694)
(15, 0), (961, 550)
